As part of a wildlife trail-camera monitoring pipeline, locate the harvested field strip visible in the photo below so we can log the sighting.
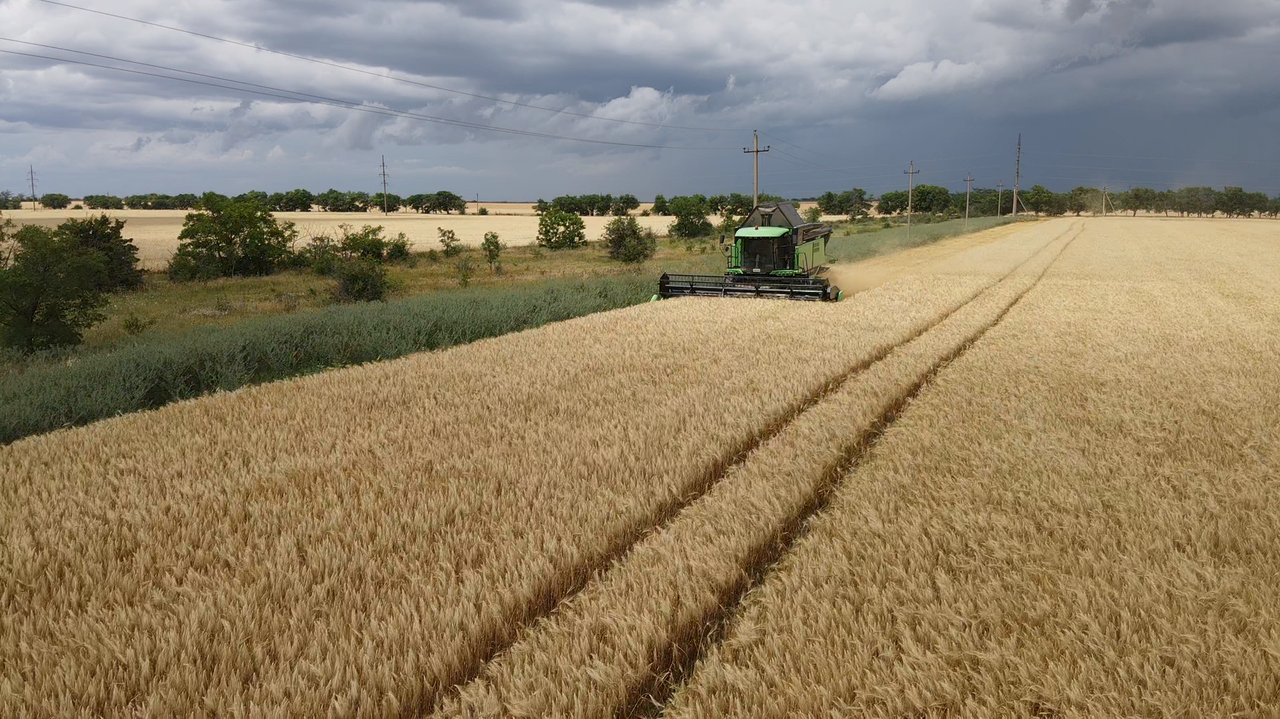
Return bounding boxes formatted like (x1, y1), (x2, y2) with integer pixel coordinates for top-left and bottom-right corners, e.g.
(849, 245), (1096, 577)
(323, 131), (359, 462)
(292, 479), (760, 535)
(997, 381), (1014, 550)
(0, 222), (1071, 716)
(435, 224), (1082, 718)
(663, 220), (1280, 717)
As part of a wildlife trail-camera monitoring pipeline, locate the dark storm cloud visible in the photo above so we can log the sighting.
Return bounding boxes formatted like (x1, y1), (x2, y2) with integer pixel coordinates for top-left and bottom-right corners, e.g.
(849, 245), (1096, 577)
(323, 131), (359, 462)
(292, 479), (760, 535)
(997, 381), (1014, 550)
(2, 0), (1278, 198)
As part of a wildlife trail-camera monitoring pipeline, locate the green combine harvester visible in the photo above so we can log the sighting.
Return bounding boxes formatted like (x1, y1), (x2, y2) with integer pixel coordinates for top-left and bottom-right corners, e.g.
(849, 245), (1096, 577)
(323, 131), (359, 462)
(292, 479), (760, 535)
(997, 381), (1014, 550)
(657, 202), (843, 302)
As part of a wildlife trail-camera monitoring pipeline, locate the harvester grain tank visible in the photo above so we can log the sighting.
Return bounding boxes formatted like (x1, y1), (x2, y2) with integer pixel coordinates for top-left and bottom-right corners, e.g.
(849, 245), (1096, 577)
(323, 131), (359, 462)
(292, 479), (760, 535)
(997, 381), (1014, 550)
(656, 202), (843, 301)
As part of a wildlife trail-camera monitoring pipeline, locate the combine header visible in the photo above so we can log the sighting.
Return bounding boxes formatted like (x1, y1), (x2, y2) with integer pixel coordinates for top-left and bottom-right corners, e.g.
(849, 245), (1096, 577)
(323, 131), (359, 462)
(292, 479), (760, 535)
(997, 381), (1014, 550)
(657, 202), (843, 302)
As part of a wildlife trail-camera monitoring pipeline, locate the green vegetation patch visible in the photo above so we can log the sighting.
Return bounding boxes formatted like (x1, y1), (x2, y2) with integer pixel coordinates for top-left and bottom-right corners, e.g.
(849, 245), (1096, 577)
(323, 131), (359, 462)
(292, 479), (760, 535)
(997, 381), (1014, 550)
(1, 274), (653, 445)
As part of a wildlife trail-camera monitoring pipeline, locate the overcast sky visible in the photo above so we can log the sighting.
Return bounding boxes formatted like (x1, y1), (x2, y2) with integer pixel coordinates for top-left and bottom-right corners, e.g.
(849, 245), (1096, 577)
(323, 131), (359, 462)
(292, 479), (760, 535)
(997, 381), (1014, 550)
(2, 0), (1278, 200)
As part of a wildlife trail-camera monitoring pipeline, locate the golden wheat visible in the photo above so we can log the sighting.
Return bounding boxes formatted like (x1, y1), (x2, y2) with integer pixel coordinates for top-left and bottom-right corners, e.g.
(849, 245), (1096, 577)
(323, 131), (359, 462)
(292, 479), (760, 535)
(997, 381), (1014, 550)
(431, 223), (1081, 718)
(663, 218), (1280, 717)
(0, 221), (1066, 716)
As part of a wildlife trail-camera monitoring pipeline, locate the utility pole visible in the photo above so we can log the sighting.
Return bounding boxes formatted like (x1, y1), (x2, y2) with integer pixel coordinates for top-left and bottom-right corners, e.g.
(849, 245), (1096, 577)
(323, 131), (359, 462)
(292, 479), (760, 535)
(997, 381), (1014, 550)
(28, 165), (37, 209)
(904, 161), (920, 239)
(964, 173), (975, 230)
(1012, 134), (1022, 218)
(379, 156), (390, 214)
(1101, 186), (1110, 217)
(743, 130), (770, 207)
(997, 181), (1005, 219)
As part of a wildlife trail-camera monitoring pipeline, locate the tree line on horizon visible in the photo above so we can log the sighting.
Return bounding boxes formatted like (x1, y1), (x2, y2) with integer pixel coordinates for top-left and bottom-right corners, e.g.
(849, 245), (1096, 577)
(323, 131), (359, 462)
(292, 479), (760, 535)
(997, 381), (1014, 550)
(0, 189), (473, 214)
(5, 183), (1278, 219)
(868, 184), (1280, 219)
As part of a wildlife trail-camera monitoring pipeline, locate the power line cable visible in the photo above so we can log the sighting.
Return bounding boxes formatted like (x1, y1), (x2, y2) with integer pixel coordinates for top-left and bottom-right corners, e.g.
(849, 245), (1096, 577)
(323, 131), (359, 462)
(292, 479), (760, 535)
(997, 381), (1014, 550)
(33, 0), (746, 134)
(0, 44), (737, 150)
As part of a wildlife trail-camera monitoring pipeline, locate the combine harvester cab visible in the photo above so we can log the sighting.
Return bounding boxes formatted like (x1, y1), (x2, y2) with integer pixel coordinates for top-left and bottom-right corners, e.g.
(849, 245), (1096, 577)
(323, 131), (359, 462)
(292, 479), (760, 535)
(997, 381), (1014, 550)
(657, 202), (843, 302)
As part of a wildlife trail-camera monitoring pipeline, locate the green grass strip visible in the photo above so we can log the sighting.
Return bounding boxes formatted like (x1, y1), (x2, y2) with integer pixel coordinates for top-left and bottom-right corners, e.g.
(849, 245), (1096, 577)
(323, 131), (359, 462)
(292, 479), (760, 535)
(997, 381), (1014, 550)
(1, 274), (654, 445)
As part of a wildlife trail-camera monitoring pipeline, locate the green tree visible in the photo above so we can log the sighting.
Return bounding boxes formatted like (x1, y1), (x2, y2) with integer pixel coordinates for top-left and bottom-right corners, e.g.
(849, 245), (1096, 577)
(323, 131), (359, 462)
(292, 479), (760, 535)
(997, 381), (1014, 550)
(1067, 187), (1095, 216)
(481, 231), (504, 271)
(269, 189), (315, 212)
(39, 193), (71, 210)
(234, 190), (270, 206)
(532, 198), (551, 215)
(723, 193), (754, 217)
(668, 195), (713, 238)
(1022, 185), (1059, 215)
(876, 191), (909, 215)
(0, 191), (25, 210)
(611, 194), (641, 216)
(536, 208), (587, 249)
(802, 205), (823, 223)
(55, 214), (143, 292)
(0, 223), (107, 352)
(370, 192), (403, 213)
(601, 215), (656, 263)
(651, 194), (670, 216)
(167, 193), (297, 281)
(83, 194), (125, 210)
(911, 185), (952, 215)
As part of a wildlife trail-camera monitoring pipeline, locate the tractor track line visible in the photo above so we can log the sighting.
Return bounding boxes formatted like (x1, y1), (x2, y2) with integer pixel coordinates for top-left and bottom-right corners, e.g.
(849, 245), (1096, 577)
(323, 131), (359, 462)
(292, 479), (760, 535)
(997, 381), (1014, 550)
(423, 222), (1080, 714)
(628, 224), (1084, 718)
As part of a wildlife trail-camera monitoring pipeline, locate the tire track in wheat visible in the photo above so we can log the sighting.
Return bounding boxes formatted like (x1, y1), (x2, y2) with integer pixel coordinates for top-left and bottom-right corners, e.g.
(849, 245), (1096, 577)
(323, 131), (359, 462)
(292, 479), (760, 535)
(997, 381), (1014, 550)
(435, 222), (1085, 711)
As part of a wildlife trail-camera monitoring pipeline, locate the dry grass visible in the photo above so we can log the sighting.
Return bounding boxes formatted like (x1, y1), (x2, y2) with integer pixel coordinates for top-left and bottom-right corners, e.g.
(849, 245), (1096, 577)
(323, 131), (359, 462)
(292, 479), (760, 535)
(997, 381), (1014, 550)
(663, 218), (1280, 717)
(0, 216), (1057, 716)
(433, 221), (1077, 717)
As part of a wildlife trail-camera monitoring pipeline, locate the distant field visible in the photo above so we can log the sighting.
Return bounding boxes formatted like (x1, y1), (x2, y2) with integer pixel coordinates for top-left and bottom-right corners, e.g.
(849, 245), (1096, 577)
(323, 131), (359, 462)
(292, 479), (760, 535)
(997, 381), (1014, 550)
(6, 218), (1276, 715)
(3, 204), (673, 269)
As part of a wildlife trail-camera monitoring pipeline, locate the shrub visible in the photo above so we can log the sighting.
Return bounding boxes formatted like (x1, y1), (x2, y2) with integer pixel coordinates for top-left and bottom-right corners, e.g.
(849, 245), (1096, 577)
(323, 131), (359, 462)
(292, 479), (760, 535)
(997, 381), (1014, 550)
(802, 206), (823, 223)
(386, 233), (411, 263)
(478, 207), (490, 216)
(298, 233), (341, 275)
(339, 224), (387, 260)
(439, 227), (463, 257)
(602, 216), (657, 264)
(55, 214), (143, 292)
(537, 209), (586, 249)
(0, 223), (107, 352)
(168, 193), (297, 281)
(121, 313), (156, 336)
(481, 231), (504, 271)
(333, 259), (390, 303)
(456, 257), (476, 287)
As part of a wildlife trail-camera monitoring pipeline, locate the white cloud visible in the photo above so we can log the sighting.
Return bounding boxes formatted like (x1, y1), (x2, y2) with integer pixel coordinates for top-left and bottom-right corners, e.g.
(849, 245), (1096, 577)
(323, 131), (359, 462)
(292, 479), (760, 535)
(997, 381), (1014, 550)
(873, 60), (989, 101)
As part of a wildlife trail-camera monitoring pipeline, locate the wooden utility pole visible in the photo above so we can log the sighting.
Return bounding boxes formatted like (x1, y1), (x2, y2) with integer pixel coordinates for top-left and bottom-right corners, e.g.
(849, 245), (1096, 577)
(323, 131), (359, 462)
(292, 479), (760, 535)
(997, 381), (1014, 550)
(964, 173), (975, 230)
(1101, 186), (1109, 216)
(1012, 134), (1022, 218)
(379, 156), (390, 214)
(904, 161), (920, 239)
(743, 130), (770, 207)
(997, 181), (1005, 219)
(28, 165), (37, 209)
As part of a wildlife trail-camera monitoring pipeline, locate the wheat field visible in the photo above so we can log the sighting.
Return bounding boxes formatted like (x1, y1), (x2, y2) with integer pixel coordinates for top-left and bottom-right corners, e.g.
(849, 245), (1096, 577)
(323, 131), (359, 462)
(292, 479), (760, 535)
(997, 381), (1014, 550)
(3, 218), (1278, 715)
(664, 218), (1280, 717)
